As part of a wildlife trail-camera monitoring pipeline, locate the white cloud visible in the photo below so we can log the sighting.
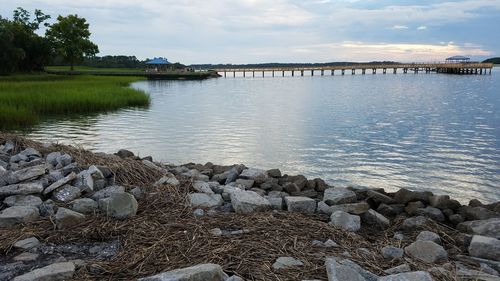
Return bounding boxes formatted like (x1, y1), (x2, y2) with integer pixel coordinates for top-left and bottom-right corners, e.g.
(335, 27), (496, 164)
(391, 25), (409, 30)
(417, 26), (427, 30)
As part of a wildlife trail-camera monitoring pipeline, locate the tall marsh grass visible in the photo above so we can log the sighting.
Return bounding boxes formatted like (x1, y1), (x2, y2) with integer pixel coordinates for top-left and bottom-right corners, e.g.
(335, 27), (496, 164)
(0, 74), (149, 129)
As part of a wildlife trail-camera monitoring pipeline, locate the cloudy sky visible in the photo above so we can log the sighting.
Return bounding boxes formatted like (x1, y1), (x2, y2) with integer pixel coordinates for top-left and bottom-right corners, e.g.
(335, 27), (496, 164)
(1, 0), (499, 64)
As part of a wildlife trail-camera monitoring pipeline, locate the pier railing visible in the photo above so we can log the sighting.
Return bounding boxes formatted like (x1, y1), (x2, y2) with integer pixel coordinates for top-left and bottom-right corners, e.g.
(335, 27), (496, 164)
(212, 62), (493, 77)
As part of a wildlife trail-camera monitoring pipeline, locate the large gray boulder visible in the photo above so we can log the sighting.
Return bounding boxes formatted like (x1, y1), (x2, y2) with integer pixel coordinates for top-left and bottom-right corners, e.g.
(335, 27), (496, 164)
(272, 257), (304, 269)
(4, 195), (42, 207)
(381, 246), (404, 260)
(404, 241), (448, 263)
(137, 263), (224, 281)
(0, 182), (44, 196)
(459, 206), (498, 221)
(429, 195), (461, 210)
(416, 231), (442, 245)
(230, 190), (271, 214)
(325, 257), (368, 281)
(362, 209), (390, 228)
(239, 168), (267, 184)
(189, 193), (224, 208)
(378, 271), (433, 281)
(54, 207), (85, 229)
(14, 237), (40, 250)
(192, 181), (214, 194)
(366, 190), (394, 204)
(99, 192), (138, 219)
(400, 216), (429, 230)
(323, 188), (357, 205)
(330, 211), (361, 232)
(91, 185), (125, 200)
(457, 218), (500, 239)
(13, 262), (75, 281)
(393, 188), (432, 204)
(0, 206), (39, 228)
(469, 235), (500, 261)
(284, 196), (316, 214)
(7, 165), (46, 184)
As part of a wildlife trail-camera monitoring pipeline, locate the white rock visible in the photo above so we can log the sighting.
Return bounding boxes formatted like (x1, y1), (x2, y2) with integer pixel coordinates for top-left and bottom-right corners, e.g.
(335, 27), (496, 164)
(404, 241), (448, 263)
(323, 188), (357, 205)
(13, 262), (75, 281)
(14, 237), (40, 250)
(272, 257), (304, 269)
(91, 185), (125, 200)
(193, 181), (214, 194)
(230, 190), (271, 214)
(189, 193), (224, 208)
(99, 192), (138, 219)
(239, 168), (267, 184)
(325, 257), (367, 281)
(8, 165), (46, 184)
(137, 263), (224, 281)
(0, 182), (44, 196)
(52, 185), (81, 202)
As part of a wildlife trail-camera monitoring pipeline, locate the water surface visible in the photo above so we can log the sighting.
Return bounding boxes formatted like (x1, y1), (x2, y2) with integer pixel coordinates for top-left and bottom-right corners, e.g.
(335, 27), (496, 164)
(23, 69), (500, 203)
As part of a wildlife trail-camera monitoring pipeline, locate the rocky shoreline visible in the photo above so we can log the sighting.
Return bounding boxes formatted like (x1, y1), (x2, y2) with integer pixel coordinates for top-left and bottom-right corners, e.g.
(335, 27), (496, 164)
(0, 135), (499, 281)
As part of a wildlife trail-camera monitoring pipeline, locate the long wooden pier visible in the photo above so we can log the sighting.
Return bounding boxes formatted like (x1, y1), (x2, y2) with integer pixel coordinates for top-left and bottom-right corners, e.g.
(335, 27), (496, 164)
(214, 62), (494, 78)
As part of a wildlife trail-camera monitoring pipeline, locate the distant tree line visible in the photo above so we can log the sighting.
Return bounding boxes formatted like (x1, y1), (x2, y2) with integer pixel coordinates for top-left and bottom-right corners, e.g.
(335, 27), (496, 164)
(190, 61), (399, 70)
(50, 56), (187, 69)
(0, 7), (98, 75)
(483, 57), (500, 64)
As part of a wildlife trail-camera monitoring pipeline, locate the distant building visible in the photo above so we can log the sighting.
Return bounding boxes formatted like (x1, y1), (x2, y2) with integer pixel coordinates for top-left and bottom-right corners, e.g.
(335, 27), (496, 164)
(145, 57), (173, 72)
(445, 56), (471, 63)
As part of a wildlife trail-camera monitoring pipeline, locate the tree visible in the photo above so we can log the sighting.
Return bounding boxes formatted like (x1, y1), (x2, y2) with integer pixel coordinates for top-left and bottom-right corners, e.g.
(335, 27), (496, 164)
(46, 15), (99, 70)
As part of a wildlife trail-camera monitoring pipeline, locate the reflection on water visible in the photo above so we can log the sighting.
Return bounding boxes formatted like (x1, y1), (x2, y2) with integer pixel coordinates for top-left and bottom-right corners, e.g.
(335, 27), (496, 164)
(22, 69), (500, 203)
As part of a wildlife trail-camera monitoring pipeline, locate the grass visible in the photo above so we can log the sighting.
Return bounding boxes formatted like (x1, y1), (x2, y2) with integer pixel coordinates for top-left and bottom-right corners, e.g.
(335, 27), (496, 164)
(0, 74), (149, 129)
(45, 66), (145, 73)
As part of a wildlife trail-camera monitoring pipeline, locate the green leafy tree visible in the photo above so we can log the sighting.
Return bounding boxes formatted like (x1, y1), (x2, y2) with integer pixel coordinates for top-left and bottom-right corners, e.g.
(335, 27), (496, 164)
(46, 15), (99, 70)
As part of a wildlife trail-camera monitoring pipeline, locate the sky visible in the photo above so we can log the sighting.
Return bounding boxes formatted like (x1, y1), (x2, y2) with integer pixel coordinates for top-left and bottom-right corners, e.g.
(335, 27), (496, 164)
(1, 0), (499, 64)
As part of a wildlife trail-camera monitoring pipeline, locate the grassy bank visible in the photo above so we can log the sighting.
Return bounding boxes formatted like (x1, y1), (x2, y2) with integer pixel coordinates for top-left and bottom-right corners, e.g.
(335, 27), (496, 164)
(46, 66), (144, 73)
(0, 74), (149, 129)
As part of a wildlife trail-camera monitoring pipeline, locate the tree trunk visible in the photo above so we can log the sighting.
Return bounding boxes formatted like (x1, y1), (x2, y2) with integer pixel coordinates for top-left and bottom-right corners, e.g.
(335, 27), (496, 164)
(70, 64), (74, 71)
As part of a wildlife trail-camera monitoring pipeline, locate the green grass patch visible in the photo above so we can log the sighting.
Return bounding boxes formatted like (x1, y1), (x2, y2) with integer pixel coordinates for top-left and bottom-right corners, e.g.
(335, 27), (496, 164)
(0, 74), (149, 129)
(46, 66), (145, 73)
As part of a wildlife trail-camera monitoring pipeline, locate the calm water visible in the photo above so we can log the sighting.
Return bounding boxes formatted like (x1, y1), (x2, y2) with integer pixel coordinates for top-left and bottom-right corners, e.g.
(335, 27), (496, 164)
(23, 69), (500, 203)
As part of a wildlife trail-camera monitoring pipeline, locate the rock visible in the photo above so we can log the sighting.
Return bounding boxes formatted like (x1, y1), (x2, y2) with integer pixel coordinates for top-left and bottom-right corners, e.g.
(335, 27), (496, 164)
(383, 264), (411, 275)
(284, 196), (316, 214)
(73, 170), (94, 192)
(55, 154), (72, 168)
(14, 237), (40, 250)
(429, 195), (461, 210)
(325, 257), (369, 281)
(404, 241), (448, 263)
(377, 203), (405, 217)
(4, 195), (42, 207)
(457, 268), (500, 281)
(14, 252), (40, 262)
(283, 182), (300, 193)
(239, 168), (267, 184)
(46, 151), (62, 166)
(378, 271), (433, 281)
(209, 228), (222, 236)
(362, 209), (390, 228)
(480, 263), (500, 276)
(418, 206), (445, 222)
(366, 190), (394, 204)
(43, 172), (77, 195)
(469, 235), (500, 261)
(266, 196), (284, 210)
(0, 206), (39, 228)
(7, 165), (46, 184)
(130, 187), (143, 200)
(54, 207), (85, 229)
(337, 258), (379, 281)
(400, 216), (429, 230)
(314, 178), (327, 192)
(0, 182), (44, 196)
(69, 198), (98, 214)
(99, 192), (138, 219)
(193, 209), (205, 217)
(189, 193), (224, 208)
(457, 218), (500, 239)
(393, 188), (432, 204)
(267, 168), (281, 178)
(230, 190), (271, 214)
(155, 175), (180, 187)
(224, 167), (239, 184)
(393, 232), (405, 241)
(52, 185), (81, 203)
(416, 231), (442, 244)
(458, 206), (498, 221)
(115, 149), (134, 158)
(292, 189), (318, 198)
(456, 255), (500, 273)
(330, 211), (361, 232)
(91, 185), (125, 200)
(235, 179), (254, 189)
(226, 276), (244, 281)
(12, 262), (75, 281)
(38, 199), (56, 217)
(404, 201), (425, 215)
(449, 214), (464, 225)
(382, 246), (404, 260)
(272, 257), (304, 269)
(193, 181), (214, 194)
(319, 202), (370, 215)
(324, 188), (357, 205)
(137, 263), (224, 281)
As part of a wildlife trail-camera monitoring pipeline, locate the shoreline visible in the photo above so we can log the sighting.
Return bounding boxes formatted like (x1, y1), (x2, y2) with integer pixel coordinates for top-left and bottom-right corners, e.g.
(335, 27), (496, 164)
(0, 134), (499, 280)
